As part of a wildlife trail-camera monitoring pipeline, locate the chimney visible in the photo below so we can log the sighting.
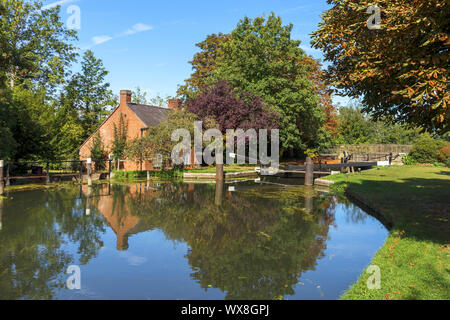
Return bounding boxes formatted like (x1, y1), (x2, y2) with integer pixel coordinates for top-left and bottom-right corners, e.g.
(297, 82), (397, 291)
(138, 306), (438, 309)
(168, 99), (182, 111)
(120, 90), (132, 106)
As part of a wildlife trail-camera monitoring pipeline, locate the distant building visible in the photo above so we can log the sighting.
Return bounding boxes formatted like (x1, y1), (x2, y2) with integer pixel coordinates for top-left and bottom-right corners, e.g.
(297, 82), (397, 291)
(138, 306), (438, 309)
(79, 90), (182, 171)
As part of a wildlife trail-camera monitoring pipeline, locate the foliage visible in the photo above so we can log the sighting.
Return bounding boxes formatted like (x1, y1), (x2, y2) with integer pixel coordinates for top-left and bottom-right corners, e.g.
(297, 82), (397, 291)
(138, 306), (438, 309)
(0, 0), (77, 90)
(89, 132), (107, 170)
(212, 13), (326, 153)
(177, 33), (232, 100)
(334, 104), (423, 146)
(437, 144), (450, 162)
(187, 80), (280, 133)
(445, 158), (450, 168)
(401, 155), (417, 166)
(131, 86), (171, 107)
(126, 110), (217, 165)
(305, 148), (319, 159)
(111, 113), (128, 162)
(112, 169), (184, 180)
(65, 50), (117, 139)
(311, 0), (450, 133)
(409, 134), (446, 163)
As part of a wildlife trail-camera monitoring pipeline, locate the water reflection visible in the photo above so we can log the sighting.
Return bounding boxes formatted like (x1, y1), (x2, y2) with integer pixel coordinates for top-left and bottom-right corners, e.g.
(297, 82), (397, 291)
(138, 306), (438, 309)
(0, 180), (387, 300)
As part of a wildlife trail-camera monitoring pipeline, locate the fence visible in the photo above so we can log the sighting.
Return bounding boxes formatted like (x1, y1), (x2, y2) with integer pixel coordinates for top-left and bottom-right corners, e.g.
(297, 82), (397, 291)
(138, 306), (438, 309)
(0, 159), (111, 188)
(322, 145), (413, 155)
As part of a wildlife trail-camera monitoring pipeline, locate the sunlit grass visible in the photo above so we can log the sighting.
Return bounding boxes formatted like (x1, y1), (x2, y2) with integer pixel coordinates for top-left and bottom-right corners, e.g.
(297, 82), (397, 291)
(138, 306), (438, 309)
(326, 166), (450, 300)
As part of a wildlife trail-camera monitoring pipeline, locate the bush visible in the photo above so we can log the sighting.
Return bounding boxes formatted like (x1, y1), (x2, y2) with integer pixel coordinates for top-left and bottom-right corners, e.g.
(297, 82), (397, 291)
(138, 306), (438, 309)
(446, 158), (450, 168)
(437, 144), (450, 162)
(112, 169), (184, 180)
(402, 155), (417, 165)
(409, 134), (446, 164)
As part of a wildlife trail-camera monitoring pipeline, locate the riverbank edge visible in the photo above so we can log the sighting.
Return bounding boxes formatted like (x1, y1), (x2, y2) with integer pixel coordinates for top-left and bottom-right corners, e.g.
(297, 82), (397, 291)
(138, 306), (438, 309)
(324, 167), (449, 300)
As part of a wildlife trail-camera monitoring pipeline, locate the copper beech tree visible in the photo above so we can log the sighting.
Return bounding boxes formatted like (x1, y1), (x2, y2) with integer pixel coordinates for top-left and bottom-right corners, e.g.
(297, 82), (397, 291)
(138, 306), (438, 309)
(311, 0), (449, 133)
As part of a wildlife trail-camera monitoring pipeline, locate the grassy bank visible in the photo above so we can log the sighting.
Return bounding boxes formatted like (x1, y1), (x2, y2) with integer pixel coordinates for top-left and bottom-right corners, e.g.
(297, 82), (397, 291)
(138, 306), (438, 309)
(326, 166), (449, 300)
(188, 164), (257, 174)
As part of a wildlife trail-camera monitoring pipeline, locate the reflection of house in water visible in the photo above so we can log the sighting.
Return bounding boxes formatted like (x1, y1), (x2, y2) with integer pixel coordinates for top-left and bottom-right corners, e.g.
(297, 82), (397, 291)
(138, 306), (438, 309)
(81, 184), (156, 251)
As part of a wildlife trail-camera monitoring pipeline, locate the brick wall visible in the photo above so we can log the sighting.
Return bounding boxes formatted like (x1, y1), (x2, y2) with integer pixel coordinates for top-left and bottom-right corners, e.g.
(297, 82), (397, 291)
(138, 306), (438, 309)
(79, 90), (148, 171)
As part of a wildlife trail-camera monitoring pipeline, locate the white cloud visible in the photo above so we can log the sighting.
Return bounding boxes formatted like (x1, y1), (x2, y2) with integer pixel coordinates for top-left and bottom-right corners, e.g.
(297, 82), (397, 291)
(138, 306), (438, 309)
(92, 35), (113, 45)
(118, 252), (147, 266)
(121, 23), (154, 36)
(82, 23), (153, 50)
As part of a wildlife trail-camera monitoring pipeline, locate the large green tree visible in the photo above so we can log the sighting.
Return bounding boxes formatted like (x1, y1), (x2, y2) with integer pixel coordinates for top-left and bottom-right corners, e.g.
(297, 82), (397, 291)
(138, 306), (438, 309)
(64, 50), (117, 140)
(0, 0), (77, 160)
(177, 33), (232, 100)
(311, 0), (449, 133)
(211, 14), (326, 155)
(0, 0), (77, 90)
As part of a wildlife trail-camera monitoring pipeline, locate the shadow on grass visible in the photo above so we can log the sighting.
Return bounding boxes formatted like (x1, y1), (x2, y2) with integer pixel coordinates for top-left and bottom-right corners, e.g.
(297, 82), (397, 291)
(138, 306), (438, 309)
(341, 177), (450, 245)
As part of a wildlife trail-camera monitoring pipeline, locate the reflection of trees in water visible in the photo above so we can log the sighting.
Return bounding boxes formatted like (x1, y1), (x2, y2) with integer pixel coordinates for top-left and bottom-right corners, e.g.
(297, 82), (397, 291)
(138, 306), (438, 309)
(125, 182), (336, 300)
(0, 188), (106, 300)
(334, 197), (370, 225)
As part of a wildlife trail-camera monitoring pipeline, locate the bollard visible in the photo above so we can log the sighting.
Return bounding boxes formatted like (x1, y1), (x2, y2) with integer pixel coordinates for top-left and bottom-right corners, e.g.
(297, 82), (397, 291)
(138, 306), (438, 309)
(0, 160), (4, 196)
(305, 157), (314, 186)
(87, 158), (92, 186)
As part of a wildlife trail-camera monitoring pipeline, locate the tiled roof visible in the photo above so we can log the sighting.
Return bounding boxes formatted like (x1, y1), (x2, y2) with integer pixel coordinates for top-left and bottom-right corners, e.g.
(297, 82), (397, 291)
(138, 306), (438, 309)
(128, 103), (170, 128)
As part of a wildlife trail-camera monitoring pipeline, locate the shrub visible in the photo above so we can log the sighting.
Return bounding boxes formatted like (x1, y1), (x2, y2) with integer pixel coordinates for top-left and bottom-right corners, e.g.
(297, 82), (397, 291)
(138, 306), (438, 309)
(409, 134), (446, 164)
(402, 155), (417, 165)
(446, 158), (450, 168)
(437, 144), (450, 162)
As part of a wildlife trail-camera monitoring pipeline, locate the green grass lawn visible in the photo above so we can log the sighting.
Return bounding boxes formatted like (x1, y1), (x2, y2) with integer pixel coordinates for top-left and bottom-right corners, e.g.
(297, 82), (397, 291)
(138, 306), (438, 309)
(326, 166), (450, 300)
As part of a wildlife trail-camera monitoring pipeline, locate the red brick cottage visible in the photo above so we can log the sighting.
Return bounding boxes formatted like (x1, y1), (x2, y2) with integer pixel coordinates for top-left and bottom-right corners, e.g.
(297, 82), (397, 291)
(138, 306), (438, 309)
(79, 90), (182, 171)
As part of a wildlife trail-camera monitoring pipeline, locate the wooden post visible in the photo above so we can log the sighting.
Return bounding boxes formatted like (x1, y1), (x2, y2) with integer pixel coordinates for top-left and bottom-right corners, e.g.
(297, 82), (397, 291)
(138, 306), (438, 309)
(215, 180), (224, 206)
(147, 170), (150, 181)
(87, 158), (92, 186)
(0, 160), (4, 196)
(79, 161), (83, 183)
(216, 164), (224, 181)
(5, 163), (10, 186)
(305, 157), (314, 186)
(46, 162), (50, 184)
(86, 186), (91, 216)
(0, 196), (3, 231)
(108, 159), (112, 180)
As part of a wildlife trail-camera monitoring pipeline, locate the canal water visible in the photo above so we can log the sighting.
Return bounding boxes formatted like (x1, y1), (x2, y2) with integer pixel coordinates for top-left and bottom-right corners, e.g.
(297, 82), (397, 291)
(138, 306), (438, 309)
(0, 179), (388, 300)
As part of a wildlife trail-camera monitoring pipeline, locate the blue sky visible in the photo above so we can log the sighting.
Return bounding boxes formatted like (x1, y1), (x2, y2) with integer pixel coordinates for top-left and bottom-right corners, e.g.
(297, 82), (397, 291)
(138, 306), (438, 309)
(42, 0), (342, 102)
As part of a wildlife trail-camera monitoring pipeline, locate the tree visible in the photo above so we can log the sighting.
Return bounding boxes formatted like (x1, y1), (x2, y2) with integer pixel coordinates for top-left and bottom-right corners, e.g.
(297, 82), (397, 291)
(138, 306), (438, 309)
(131, 86), (149, 104)
(132, 86), (172, 107)
(0, 0), (77, 90)
(334, 106), (376, 145)
(177, 33), (232, 100)
(211, 14), (326, 154)
(89, 132), (107, 170)
(0, 0), (77, 160)
(311, 0), (449, 133)
(187, 80), (280, 133)
(334, 104), (423, 145)
(126, 111), (218, 166)
(111, 113), (128, 167)
(65, 50), (117, 139)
